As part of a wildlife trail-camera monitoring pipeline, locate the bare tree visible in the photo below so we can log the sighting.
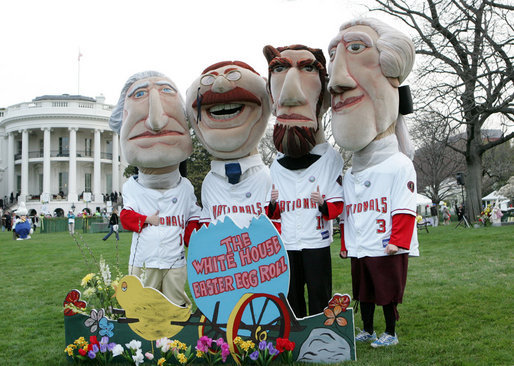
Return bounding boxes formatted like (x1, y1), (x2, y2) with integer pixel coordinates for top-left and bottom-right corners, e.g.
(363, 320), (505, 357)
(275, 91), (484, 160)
(412, 111), (465, 204)
(371, 0), (514, 222)
(258, 121), (277, 167)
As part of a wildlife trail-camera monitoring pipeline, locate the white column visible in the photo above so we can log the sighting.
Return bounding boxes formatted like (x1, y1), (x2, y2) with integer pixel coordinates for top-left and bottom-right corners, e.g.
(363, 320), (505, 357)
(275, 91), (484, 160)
(7, 132), (15, 199)
(93, 129), (102, 202)
(42, 127), (51, 202)
(20, 129), (29, 202)
(68, 127), (78, 202)
(112, 131), (119, 193)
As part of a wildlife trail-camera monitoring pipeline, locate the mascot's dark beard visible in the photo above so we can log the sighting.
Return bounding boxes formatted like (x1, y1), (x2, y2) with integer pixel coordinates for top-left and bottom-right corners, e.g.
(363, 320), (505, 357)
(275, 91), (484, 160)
(273, 123), (317, 158)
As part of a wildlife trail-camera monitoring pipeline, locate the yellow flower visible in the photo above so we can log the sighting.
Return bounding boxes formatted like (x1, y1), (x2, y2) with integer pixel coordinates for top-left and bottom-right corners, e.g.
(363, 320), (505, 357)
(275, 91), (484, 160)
(64, 345), (76, 356)
(241, 340), (255, 352)
(81, 273), (95, 287)
(196, 350), (204, 358)
(177, 353), (187, 364)
(170, 340), (179, 349)
(97, 285), (103, 291)
(234, 336), (243, 345)
(74, 337), (86, 347)
(157, 357), (166, 366)
(178, 341), (187, 351)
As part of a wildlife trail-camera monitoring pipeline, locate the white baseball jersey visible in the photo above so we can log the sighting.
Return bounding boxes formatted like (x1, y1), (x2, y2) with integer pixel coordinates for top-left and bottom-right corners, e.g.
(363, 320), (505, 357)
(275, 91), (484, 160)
(269, 142), (344, 250)
(341, 151), (419, 258)
(122, 176), (201, 269)
(200, 154), (271, 228)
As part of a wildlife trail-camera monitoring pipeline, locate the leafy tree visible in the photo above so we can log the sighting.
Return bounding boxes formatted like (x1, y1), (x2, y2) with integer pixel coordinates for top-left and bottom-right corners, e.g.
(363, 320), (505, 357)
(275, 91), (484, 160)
(372, 0), (514, 221)
(187, 132), (212, 204)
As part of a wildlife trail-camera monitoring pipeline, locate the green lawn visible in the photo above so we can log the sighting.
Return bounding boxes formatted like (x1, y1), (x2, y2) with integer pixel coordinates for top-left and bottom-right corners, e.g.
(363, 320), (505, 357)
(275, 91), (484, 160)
(0, 224), (512, 365)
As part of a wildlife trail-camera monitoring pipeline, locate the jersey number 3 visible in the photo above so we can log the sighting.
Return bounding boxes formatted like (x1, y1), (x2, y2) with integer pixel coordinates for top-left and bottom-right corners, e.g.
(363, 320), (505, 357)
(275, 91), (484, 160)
(376, 219), (386, 233)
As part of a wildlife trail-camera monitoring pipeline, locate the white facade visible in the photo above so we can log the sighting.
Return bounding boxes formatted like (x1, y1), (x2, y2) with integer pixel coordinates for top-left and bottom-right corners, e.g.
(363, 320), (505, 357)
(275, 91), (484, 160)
(0, 94), (127, 215)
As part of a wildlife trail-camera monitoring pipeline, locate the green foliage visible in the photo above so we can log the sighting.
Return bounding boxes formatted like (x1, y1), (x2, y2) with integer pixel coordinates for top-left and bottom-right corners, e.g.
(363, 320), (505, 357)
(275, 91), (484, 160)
(0, 225), (513, 365)
(187, 133), (212, 204)
(123, 165), (138, 178)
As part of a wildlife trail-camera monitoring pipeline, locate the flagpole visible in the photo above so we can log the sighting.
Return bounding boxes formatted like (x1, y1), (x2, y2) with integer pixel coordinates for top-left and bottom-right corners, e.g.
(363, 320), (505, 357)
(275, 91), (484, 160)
(77, 49), (82, 95)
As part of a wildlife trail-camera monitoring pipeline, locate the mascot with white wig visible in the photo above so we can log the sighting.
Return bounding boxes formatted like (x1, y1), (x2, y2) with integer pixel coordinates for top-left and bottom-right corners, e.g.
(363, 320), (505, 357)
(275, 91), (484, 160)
(328, 18), (419, 348)
(110, 71), (201, 307)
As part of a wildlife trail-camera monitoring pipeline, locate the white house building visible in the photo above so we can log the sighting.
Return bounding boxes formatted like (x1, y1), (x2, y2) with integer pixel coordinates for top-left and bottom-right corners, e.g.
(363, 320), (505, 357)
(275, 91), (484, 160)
(0, 94), (127, 216)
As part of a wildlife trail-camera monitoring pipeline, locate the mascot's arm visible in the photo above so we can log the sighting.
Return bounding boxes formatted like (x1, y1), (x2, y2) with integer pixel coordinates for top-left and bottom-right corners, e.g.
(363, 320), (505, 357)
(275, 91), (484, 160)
(390, 214), (415, 250)
(265, 202), (281, 220)
(184, 220), (201, 247)
(339, 222), (347, 258)
(120, 209), (147, 233)
(318, 201), (344, 221)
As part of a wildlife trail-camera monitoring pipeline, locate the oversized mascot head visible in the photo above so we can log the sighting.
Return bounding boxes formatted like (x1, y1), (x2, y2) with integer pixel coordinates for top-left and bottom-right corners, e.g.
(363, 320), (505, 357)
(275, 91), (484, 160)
(263, 44), (329, 158)
(185, 61), (270, 160)
(110, 71), (193, 171)
(327, 18), (415, 157)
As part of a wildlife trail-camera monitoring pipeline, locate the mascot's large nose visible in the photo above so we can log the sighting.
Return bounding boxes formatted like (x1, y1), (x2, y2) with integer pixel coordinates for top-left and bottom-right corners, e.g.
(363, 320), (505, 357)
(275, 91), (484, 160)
(328, 45), (357, 94)
(146, 88), (168, 131)
(278, 68), (306, 106)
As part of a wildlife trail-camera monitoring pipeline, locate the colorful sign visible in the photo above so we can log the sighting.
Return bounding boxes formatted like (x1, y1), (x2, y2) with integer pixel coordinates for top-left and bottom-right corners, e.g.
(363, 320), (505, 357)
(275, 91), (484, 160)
(188, 215), (289, 337)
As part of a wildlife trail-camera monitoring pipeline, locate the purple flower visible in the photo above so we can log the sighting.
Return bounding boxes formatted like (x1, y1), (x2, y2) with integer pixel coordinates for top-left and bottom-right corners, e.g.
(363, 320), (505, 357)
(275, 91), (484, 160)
(196, 338), (210, 353)
(259, 340), (267, 351)
(100, 343), (107, 353)
(92, 344), (99, 353)
(100, 336), (109, 345)
(107, 342), (116, 351)
(216, 338), (225, 347)
(88, 350), (97, 359)
(269, 345), (280, 356)
(250, 350), (259, 361)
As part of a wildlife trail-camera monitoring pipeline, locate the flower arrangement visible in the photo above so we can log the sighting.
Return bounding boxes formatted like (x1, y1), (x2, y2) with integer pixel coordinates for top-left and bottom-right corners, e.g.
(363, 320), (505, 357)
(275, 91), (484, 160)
(232, 336), (256, 365)
(154, 337), (196, 365)
(64, 335), (300, 365)
(64, 335), (120, 364)
(195, 336), (231, 365)
(275, 338), (295, 365)
(323, 294), (351, 327)
(249, 341), (280, 366)
(477, 204), (492, 226)
(64, 255), (123, 319)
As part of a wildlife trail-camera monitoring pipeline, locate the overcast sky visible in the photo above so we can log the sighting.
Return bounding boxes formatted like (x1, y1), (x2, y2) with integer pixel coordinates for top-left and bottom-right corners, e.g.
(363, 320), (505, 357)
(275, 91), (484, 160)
(0, 0), (413, 108)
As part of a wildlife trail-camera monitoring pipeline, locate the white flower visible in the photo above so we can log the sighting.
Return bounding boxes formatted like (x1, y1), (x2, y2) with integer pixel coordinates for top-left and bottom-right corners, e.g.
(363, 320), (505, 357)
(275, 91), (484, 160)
(145, 352), (154, 360)
(125, 340), (142, 351)
(132, 349), (145, 366)
(99, 256), (112, 287)
(83, 287), (96, 297)
(112, 344), (124, 357)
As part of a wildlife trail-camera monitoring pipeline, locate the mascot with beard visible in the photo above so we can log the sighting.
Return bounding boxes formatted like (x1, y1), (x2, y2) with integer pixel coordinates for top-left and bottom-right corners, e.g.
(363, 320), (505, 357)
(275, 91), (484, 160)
(263, 44), (344, 319)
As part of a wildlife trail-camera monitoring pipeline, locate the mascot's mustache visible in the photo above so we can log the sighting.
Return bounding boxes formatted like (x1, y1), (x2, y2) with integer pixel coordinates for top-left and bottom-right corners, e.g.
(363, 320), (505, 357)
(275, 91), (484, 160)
(273, 123), (316, 158)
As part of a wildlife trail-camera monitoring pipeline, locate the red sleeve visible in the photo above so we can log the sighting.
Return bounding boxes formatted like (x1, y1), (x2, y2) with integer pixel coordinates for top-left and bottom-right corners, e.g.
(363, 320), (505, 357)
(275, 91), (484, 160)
(120, 209), (147, 233)
(184, 220), (201, 247)
(340, 222), (346, 252)
(265, 202), (281, 220)
(390, 214), (415, 250)
(322, 201), (344, 220)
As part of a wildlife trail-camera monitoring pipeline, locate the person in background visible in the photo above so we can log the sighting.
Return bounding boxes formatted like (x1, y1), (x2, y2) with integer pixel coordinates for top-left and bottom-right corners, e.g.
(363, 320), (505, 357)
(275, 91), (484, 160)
(102, 209), (120, 241)
(67, 210), (76, 235)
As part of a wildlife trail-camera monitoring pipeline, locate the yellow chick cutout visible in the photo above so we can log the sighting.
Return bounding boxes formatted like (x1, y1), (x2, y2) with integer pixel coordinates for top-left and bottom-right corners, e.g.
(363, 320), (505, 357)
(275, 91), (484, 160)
(115, 275), (191, 341)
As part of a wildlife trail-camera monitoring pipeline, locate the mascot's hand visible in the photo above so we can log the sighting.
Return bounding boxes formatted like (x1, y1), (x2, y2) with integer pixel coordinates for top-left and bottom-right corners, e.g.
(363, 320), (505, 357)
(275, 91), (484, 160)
(145, 211), (160, 226)
(310, 185), (324, 206)
(270, 184), (279, 204)
(385, 244), (399, 255)
(339, 250), (348, 259)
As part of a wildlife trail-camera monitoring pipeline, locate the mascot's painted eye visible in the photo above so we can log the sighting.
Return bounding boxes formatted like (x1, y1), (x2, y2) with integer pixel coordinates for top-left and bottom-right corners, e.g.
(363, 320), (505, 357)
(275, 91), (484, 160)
(162, 87), (174, 94)
(346, 42), (366, 54)
(302, 65), (316, 72)
(135, 90), (146, 98)
(225, 70), (242, 81)
(200, 74), (216, 86)
(271, 65), (286, 73)
(122, 281), (127, 292)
